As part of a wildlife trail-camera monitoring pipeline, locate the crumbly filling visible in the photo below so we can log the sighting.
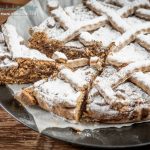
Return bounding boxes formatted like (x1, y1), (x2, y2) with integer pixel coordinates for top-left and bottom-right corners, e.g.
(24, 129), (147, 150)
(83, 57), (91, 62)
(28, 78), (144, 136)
(18, 88), (37, 105)
(0, 58), (57, 84)
(29, 32), (63, 58)
(29, 32), (108, 62)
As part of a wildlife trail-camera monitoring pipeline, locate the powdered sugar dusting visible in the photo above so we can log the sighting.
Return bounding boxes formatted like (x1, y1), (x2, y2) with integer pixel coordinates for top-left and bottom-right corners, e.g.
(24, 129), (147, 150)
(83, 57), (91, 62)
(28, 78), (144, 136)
(131, 72), (150, 95)
(110, 23), (150, 52)
(0, 32), (4, 43)
(65, 41), (84, 48)
(0, 43), (11, 59)
(30, 16), (56, 34)
(136, 8), (150, 16)
(65, 4), (97, 22)
(105, 0), (130, 7)
(45, 23), (65, 38)
(80, 25), (121, 47)
(3, 0), (150, 130)
(33, 77), (82, 108)
(108, 60), (150, 88)
(136, 34), (150, 51)
(94, 61), (150, 108)
(117, 0), (150, 17)
(107, 43), (150, 66)
(59, 66), (98, 91)
(52, 51), (68, 61)
(87, 66), (150, 121)
(87, 86), (119, 119)
(136, 8), (150, 20)
(125, 16), (147, 26)
(2, 24), (54, 61)
(47, 0), (59, 10)
(56, 16), (108, 42)
(51, 6), (74, 29)
(0, 58), (18, 69)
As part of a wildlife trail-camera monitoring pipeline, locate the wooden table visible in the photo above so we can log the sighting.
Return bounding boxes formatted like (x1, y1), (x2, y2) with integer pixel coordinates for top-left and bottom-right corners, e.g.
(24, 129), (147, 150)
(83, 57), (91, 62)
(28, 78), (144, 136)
(1, 108), (150, 150)
(0, 108), (88, 150)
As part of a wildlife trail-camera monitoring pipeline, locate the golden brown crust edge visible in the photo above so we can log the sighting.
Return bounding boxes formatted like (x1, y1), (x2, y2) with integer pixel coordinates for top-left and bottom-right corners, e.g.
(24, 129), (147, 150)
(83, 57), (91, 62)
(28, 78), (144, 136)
(84, 105), (150, 124)
(15, 88), (37, 106)
(15, 88), (85, 121)
(15, 87), (150, 123)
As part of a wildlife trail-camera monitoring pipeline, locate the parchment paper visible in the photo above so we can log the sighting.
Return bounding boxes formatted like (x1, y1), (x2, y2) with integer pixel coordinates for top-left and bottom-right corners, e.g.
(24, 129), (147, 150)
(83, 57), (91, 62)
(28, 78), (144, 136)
(4, 0), (149, 133)
(7, 84), (137, 133)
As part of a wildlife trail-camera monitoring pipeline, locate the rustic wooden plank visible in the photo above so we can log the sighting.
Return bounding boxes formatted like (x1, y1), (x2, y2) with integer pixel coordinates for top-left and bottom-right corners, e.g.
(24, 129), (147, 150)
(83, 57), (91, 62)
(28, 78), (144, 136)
(0, 108), (85, 150)
(0, 0), (30, 5)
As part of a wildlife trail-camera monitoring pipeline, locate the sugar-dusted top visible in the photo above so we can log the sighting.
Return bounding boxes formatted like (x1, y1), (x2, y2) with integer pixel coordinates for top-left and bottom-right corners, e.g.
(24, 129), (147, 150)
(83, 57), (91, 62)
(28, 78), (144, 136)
(2, 24), (54, 61)
(33, 77), (82, 108)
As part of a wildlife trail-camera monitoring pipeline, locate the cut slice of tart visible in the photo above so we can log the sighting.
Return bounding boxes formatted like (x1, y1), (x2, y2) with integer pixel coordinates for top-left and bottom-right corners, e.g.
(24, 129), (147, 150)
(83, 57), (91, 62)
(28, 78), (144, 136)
(15, 77), (85, 121)
(85, 83), (150, 123)
(85, 66), (150, 123)
(0, 24), (57, 84)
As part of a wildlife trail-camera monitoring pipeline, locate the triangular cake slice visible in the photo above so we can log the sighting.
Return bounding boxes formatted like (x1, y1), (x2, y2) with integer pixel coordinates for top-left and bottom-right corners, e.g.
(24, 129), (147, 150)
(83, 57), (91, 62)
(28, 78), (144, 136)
(0, 24), (57, 84)
(15, 77), (85, 121)
(85, 66), (150, 123)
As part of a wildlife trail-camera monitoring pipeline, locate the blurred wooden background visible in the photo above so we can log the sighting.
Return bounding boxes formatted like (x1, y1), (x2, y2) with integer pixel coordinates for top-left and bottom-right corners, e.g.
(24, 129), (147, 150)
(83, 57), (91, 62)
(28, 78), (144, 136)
(0, 0), (30, 5)
(0, 0), (30, 24)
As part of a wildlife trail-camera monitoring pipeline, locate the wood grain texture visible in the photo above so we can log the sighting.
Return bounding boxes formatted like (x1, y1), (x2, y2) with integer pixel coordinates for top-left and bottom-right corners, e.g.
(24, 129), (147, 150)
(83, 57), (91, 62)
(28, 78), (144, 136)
(0, 108), (86, 150)
(0, 0), (30, 5)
